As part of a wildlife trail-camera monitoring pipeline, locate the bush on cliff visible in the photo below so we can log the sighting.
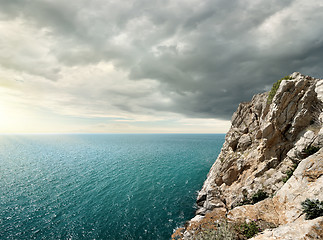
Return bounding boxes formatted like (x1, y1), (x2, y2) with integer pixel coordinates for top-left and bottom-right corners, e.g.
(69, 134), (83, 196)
(282, 163), (298, 183)
(303, 145), (320, 156)
(194, 218), (277, 239)
(251, 190), (268, 204)
(235, 190), (269, 207)
(267, 75), (292, 104)
(195, 221), (237, 240)
(301, 199), (323, 220)
(238, 221), (260, 239)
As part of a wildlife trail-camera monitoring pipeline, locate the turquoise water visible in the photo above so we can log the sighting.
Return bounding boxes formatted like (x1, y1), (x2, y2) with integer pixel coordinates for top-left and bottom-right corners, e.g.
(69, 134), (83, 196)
(0, 134), (224, 240)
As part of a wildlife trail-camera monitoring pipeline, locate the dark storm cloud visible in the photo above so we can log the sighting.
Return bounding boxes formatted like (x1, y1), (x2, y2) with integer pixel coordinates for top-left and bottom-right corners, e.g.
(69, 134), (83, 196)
(1, 0), (323, 119)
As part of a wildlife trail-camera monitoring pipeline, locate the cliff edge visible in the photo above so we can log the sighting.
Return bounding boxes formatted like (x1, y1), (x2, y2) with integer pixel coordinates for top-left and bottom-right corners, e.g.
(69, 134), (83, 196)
(172, 72), (323, 239)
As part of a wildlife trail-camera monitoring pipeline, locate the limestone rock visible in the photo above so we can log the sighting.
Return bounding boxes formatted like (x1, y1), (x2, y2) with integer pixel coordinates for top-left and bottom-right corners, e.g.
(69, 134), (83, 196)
(251, 217), (323, 240)
(287, 130), (316, 161)
(228, 149), (323, 226)
(237, 134), (252, 150)
(178, 73), (323, 239)
(196, 73), (323, 211)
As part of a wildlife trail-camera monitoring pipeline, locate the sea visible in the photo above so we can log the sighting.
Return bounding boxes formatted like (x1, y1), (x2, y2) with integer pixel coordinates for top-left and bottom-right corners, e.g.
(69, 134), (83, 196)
(0, 134), (225, 240)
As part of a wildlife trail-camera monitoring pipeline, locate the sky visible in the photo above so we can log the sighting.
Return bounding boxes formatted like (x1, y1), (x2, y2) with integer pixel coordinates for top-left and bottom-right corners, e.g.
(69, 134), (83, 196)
(0, 0), (323, 133)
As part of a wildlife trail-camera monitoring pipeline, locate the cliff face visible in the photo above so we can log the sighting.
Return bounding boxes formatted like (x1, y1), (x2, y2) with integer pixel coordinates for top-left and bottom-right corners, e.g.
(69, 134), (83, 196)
(173, 72), (323, 239)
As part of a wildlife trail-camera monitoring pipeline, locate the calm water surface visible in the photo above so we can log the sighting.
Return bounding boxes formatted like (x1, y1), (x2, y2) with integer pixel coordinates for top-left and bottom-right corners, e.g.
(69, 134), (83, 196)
(0, 134), (224, 239)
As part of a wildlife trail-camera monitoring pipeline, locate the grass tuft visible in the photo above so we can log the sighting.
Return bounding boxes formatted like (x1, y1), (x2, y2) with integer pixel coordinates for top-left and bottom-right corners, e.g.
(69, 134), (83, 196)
(267, 75), (292, 104)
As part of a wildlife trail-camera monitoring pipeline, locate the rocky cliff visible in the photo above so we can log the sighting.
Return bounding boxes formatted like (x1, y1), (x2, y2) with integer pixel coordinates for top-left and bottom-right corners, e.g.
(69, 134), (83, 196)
(172, 72), (323, 239)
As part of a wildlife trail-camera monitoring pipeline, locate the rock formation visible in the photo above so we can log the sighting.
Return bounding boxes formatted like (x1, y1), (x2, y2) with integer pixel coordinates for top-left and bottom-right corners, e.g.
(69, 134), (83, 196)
(172, 72), (323, 239)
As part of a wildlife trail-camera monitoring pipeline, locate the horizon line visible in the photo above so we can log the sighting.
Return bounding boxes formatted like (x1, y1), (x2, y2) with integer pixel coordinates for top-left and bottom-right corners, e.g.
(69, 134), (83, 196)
(0, 132), (227, 135)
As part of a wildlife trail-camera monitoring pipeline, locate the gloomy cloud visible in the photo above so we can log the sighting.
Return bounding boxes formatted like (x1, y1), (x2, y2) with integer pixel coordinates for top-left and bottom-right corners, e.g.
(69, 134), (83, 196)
(1, 0), (323, 122)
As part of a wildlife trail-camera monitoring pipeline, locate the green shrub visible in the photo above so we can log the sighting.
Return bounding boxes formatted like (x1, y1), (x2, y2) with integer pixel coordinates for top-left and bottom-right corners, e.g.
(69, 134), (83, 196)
(267, 76), (292, 104)
(195, 221), (237, 240)
(283, 169), (293, 183)
(301, 199), (323, 220)
(303, 145), (320, 156)
(252, 190), (268, 204)
(282, 163), (298, 183)
(239, 221), (260, 239)
(235, 190), (269, 207)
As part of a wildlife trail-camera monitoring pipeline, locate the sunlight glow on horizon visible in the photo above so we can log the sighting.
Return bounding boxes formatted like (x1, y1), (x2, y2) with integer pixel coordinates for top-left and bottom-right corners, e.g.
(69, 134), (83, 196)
(0, 89), (231, 134)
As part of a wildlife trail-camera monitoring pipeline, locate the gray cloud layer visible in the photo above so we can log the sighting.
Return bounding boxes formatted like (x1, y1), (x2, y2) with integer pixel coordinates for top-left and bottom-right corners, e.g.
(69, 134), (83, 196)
(1, 0), (323, 120)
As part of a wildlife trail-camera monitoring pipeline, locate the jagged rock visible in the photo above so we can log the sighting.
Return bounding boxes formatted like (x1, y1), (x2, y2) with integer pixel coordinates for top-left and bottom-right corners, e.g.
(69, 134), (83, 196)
(251, 217), (323, 240)
(228, 149), (323, 225)
(195, 207), (207, 216)
(261, 122), (273, 139)
(190, 215), (204, 223)
(197, 73), (322, 210)
(237, 134), (252, 150)
(204, 197), (226, 210)
(287, 130), (316, 160)
(174, 73), (323, 240)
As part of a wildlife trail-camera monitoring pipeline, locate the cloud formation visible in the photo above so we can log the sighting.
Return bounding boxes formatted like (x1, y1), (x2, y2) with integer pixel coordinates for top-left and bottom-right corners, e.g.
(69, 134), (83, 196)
(0, 0), (323, 132)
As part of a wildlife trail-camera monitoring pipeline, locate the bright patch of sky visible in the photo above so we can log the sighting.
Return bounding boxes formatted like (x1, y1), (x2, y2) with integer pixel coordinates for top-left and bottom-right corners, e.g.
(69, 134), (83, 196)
(0, 0), (322, 133)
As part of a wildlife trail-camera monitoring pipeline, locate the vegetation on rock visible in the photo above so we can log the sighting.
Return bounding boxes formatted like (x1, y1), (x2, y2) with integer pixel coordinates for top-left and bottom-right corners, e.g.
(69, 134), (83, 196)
(301, 199), (323, 220)
(194, 220), (269, 240)
(238, 221), (260, 239)
(195, 221), (237, 240)
(267, 75), (292, 104)
(235, 190), (269, 207)
(251, 190), (269, 204)
(303, 145), (320, 156)
(282, 163), (298, 183)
